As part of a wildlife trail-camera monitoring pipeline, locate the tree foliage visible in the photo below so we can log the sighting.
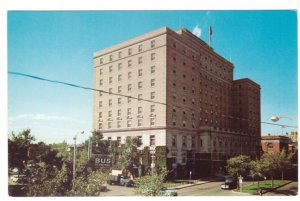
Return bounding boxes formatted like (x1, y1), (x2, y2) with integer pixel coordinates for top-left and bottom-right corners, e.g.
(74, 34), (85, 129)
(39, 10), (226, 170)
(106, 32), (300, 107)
(134, 170), (167, 196)
(119, 136), (141, 175)
(69, 170), (107, 196)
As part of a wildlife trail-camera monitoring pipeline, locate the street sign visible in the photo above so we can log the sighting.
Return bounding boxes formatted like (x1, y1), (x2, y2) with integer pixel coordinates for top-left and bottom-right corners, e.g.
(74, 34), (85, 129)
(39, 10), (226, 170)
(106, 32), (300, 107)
(92, 154), (112, 168)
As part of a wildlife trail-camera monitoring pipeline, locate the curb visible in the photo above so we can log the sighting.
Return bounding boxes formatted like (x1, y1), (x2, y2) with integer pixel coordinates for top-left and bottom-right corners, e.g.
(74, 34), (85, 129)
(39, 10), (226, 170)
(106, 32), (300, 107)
(168, 178), (221, 190)
(262, 180), (294, 195)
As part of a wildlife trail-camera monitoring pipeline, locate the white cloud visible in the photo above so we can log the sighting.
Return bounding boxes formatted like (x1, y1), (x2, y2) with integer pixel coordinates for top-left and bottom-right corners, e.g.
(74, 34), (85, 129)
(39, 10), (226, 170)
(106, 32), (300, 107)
(8, 114), (80, 123)
(192, 25), (202, 38)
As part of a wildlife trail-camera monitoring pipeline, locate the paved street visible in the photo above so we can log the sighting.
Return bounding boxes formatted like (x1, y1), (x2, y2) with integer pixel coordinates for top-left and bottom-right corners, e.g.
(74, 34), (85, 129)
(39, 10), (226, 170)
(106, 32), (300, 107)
(177, 181), (249, 196)
(264, 182), (298, 196)
(100, 184), (135, 196)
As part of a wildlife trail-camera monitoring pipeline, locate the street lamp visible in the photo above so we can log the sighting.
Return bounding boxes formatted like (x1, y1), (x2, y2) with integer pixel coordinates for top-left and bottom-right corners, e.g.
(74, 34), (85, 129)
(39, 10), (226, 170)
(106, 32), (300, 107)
(73, 131), (85, 181)
(149, 145), (156, 173)
(271, 116), (292, 122)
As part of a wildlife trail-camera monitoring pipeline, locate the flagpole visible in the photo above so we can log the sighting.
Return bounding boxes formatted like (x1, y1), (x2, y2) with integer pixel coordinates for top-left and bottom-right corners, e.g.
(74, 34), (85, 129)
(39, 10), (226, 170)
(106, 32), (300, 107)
(209, 26), (211, 48)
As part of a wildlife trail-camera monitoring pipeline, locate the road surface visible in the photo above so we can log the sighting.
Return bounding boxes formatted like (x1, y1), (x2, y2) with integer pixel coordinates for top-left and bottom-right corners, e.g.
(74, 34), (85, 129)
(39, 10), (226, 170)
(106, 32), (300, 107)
(264, 182), (298, 196)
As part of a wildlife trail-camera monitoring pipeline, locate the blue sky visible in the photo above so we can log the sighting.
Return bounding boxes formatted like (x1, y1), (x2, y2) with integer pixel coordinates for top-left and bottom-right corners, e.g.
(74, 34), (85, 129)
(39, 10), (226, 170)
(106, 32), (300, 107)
(7, 11), (298, 144)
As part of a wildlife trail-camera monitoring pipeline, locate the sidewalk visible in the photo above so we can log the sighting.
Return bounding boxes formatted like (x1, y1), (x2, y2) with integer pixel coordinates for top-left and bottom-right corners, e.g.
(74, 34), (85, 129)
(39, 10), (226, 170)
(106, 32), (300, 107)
(167, 177), (221, 190)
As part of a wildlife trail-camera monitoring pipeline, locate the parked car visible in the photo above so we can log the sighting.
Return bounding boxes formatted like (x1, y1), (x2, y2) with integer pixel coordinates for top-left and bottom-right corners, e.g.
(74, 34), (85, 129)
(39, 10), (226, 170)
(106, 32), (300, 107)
(10, 174), (27, 183)
(107, 174), (134, 187)
(160, 187), (178, 196)
(220, 175), (237, 190)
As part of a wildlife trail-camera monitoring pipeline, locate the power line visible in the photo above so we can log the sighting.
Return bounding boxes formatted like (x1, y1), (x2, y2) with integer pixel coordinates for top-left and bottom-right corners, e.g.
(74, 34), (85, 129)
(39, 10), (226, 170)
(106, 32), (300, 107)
(8, 71), (297, 129)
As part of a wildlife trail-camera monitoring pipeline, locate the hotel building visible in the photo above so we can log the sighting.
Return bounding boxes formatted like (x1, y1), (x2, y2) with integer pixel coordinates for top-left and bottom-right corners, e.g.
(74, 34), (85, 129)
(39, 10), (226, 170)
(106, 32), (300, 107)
(93, 27), (261, 176)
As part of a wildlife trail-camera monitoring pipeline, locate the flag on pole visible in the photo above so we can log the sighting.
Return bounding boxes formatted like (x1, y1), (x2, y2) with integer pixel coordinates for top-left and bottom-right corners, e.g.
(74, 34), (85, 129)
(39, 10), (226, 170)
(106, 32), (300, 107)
(209, 25), (213, 48)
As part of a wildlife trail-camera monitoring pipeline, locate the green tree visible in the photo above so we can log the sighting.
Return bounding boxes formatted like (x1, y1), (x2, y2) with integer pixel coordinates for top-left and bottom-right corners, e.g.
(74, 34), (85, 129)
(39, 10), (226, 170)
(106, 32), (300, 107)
(249, 159), (265, 188)
(119, 136), (141, 176)
(134, 170), (167, 196)
(8, 129), (36, 168)
(226, 155), (251, 189)
(260, 152), (279, 187)
(26, 162), (72, 196)
(69, 170), (107, 196)
(277, 150), (292, 183)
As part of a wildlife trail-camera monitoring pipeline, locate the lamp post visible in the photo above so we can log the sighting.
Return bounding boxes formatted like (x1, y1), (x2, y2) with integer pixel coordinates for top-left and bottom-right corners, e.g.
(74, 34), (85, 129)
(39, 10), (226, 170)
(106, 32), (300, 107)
(73, 131), (84, 181)
(149, 145), (156, 173)
(271, 116), (292, 122)
(271, 116), (292, 135)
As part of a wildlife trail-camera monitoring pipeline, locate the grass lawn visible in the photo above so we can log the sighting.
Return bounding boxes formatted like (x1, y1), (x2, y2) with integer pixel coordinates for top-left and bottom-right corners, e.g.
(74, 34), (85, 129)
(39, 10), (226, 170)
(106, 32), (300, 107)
(237, 180), (291, 194)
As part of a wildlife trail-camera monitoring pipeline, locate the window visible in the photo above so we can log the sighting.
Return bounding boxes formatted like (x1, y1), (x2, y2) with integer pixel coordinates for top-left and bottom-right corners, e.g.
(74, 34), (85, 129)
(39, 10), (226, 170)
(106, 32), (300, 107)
(173, 83), (176, 87)
(183, 121), (186, 127)
(109, 88), (112, 95)
(108, 122), (112, 128)
(100, 58), (103, 64)
(150, 92), (155, 99)
(128, 48), (132, 55)
(99, 101), (102, 107)
(109, 65), (113, 72)
(128, 72), (132, 79)
(99, 91), (102, 96)
(192, 76), (195, 81)
(108, 110), (112, 117)
(138, 107), (142, 114)
(151, 40), (155, 48)
(183, 96), (186, 103)
(200, 139), (203, 147)
(172, 120), (176, 126)
(150, 118), (155, 126)
(117, 109), (121, 116)
(118, 51), (122, 58)
(182, 136), (187, 147)
(173, 93), (176, 100)
(150, 105), (155, 113)
(183, 74), (186, 78)
(192, 136), (195, 147)
(183, 86), (186, 91)
(138, 57), (143, 64)
(118, 74), (122, 82)
(118, 86), (121, 93)
(127, 108), (132, 116)
(138, 44), (143, 52)
(138, 94), (142, 102)
(117, 137), (121, 147)
(109, 99), (112, 106)
(99, 68), (103, 75)
(138, 81), (143, 89)
(151, 79), (155, 87)
(182, 152), (186, 163)
(109, 77), (112, 84)
(138, 69), (142, 76)
(192, 110), (195, 117)
(118, 63), (122, 70)
(172, 135), (177, 146)
(138, 136), (143, 145)
(99, 112), (102, 118)
(192, 87), (195, 93)
(128, 84), (132, 91)
(117, 121), (121, 128)
(173, 69), (176, 74)
(99, 79), (103, 86)
(150, 135), (155, 146)
(138, 119), (142, 127)
(108, 137), (112, 141)
(172, 107), (176, 113)
(173, 42), (177, 48)
(151, 53), (156, 61)
(118, 98), (122, 104)
(127, 120), (132, 128)
(192, 98), (195, 105)
(151, 66), (155, 74)
(128, 60), (132, 67)
(99, 123), (103, 129)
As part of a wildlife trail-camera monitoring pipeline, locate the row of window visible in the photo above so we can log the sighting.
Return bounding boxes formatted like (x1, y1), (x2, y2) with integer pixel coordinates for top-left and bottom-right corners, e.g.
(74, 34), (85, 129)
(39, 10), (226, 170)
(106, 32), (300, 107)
(99, 105), (155, 118)
(109, 135), (155, 147)
(100, 118), (156, 129)
(171, 135), (198, 148)
(99, 40), (156, 64)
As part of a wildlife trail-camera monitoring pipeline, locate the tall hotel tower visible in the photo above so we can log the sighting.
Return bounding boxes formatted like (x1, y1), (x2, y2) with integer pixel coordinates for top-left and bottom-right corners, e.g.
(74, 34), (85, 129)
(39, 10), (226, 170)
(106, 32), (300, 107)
(93, 27), (261, 175)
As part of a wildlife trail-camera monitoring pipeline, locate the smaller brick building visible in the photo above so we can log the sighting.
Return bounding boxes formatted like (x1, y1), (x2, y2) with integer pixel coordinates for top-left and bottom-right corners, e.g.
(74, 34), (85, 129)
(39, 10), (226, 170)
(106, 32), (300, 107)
(261, 134), (291, 154)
